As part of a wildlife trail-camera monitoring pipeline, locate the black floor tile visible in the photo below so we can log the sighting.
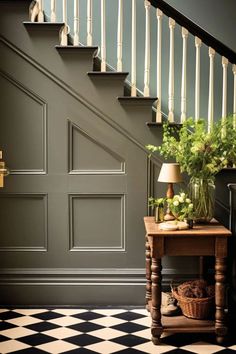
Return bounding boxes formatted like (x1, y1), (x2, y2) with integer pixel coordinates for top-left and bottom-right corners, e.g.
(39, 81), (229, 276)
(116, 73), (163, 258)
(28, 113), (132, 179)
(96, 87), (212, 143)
(31, 311), (63, 321)
(25, 321), (60, 332)
(0, 334), (10, 342)
(111, 334), (149, 347)
(17, 348), (47, 353)
(114, 349), (147, 354)
(113, 312), (146, 321)
(68, 322), (103, 333)
(72, 311), (103, 321)
(161, 332), (208, 347)
(0, 311), (24, 321)
(0, 321), (16, 331)
(18, 333), (56, 346)
(65, 333), (102, 346)
(111, 322), (148, 333)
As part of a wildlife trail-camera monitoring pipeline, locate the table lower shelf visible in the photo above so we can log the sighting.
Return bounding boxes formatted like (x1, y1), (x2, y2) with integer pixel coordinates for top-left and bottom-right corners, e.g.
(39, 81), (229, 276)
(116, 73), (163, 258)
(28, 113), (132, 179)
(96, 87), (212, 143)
(162, 315), (215, 333)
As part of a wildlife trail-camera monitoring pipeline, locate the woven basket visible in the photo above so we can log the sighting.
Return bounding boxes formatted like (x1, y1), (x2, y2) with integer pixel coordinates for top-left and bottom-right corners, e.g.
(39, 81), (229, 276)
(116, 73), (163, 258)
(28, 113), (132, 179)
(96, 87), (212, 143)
(172, 282), (215, 320)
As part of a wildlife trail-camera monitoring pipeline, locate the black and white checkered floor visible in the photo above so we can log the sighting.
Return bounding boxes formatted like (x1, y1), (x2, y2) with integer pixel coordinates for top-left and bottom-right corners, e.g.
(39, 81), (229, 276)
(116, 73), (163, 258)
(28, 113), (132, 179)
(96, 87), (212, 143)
(0, 308), (235, 353)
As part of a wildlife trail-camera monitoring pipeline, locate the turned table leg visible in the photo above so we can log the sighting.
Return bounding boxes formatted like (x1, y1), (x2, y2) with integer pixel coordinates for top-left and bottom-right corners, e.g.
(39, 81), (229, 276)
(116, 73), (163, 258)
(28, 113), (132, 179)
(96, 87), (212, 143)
(151, 257), (163, 344)
(145, 235), (152, 311)
(215, 257), (228, 344)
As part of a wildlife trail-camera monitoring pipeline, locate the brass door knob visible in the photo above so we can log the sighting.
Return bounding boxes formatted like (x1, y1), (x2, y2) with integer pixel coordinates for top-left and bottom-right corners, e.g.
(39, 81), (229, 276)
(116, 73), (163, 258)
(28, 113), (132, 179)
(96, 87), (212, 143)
(0, 151), (10, 187)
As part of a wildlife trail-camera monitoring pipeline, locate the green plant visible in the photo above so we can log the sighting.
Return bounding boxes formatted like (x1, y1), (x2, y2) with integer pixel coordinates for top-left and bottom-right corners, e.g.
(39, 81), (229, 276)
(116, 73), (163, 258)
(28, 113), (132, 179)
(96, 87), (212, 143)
(146, 116), (236, 180)
(148, 197), (166, 210)
(168, 192), (193, 221)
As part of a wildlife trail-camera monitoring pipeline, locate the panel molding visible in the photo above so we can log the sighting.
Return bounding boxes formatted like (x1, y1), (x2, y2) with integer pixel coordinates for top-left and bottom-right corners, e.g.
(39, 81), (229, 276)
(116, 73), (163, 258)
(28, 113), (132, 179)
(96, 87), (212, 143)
(0, 70), (47, 175)
(0, 267), (196, 287)
(68, 120), (125, 175)
(0, 193), (48, 252)
(69, 193), (126, 252)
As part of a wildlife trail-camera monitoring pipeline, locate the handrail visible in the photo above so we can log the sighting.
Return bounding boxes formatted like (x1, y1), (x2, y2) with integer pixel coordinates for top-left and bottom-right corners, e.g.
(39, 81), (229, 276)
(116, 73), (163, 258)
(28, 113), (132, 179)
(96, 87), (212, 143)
(150, 0), (236, 64)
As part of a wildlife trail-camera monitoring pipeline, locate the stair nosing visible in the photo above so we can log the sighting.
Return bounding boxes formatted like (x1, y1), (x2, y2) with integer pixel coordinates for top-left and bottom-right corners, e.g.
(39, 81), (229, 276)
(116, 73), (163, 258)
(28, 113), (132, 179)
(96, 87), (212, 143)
(23, 22), (64, 30)
(87, 71), (129, 80)
(118, 96), (157, 106)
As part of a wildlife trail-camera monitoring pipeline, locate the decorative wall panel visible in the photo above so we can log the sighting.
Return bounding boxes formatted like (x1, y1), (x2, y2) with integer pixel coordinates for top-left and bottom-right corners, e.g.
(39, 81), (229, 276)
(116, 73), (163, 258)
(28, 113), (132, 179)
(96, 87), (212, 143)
(0, 71), (47, 174)
(69, 194), (125, 251)
(0, 194), (48, 251)
(68, 122), (125, 174)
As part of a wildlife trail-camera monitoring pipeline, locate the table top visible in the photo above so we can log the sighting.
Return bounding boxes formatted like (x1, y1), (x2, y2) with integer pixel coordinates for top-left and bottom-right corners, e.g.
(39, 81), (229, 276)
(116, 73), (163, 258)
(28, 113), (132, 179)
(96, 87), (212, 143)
(144, 217), (232, 237)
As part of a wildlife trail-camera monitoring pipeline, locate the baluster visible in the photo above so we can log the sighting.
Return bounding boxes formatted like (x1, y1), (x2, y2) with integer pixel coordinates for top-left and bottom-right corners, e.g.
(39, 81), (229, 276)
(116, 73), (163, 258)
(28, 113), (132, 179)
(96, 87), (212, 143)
(61, 0), (69, 46)
(87, 0), (93, 46)
(195, 37), (202, 121)
(221, 57), (228, 137)
(51, 0), (56, 22)
(168, 18), (175, 122)
(233, 64), (236, 129)
(181, 27), (188, 123)
(117, 0), (123, 72)
(38, 0), (44, 22)
(144, 0), (151, 97)
(100, 0), (106, 71)
(131, 0), (137, 96)
(208, 47), (215, 132)
(74, 0), (79, 46)
(156, 9), (163, 122)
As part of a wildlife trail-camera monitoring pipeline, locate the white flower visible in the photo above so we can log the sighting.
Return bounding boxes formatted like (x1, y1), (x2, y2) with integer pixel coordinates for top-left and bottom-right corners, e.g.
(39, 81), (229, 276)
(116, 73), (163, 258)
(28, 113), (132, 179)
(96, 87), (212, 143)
(173, 200), (179, 206)
(186, 198), (191, 204)
(189, 203), (193, 209)
(174, 195), (179, 199)
(178, 197), (184, 203)
(180, 193), (186, 198)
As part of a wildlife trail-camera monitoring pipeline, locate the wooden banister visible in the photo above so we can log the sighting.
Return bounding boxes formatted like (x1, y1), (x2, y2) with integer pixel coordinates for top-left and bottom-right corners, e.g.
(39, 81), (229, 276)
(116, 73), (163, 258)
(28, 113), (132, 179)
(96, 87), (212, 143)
(150, 0), (236, 64)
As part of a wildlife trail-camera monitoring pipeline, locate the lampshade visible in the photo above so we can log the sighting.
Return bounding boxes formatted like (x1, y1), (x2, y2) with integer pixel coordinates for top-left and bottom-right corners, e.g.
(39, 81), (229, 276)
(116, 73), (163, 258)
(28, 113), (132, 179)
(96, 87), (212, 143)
(158, 163), (182, 183)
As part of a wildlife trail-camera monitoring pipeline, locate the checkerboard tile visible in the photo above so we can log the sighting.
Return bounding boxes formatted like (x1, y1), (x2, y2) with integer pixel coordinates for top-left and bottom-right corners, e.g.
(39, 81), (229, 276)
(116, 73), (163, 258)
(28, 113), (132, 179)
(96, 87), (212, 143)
(0, 308), (235, 353)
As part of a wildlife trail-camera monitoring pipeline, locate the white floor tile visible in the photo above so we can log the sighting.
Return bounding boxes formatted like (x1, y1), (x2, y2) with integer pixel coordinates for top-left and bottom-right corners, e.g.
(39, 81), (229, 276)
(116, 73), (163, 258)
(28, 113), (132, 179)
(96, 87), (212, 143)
(13, 309), (48, 316)
(0, 309), (9, 313)
(90, 316), (125, 327)
(48, 316), (83, 326)
(0, 339), (30, 353)
(51, 309), (87, 316)
(132, 316), (152, 327)
(228, 345), (236, 351)
(6, 316), (42, 326)
(1, 327), (37, 339)
(182, 341), (225, 354)
(37, 340), (78, 353)
(130, 309), (149, 316)
(132, 328), (151, 339)
(89, 327), (126, 340)
(43, 327), (81, 339)
(86, 340), (126, 354)
(134, 342), (176, 354)
(92, 309), (126, 316)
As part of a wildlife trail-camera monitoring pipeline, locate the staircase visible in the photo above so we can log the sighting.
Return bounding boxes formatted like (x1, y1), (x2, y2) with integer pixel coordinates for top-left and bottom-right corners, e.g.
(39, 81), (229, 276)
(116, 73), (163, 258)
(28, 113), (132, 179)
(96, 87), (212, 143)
(0, 0), (236, 306)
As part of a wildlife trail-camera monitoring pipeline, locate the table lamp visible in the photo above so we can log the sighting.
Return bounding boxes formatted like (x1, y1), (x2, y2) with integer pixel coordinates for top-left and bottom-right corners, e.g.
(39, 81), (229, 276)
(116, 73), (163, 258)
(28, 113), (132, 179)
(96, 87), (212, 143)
(158, 163), (182, 221)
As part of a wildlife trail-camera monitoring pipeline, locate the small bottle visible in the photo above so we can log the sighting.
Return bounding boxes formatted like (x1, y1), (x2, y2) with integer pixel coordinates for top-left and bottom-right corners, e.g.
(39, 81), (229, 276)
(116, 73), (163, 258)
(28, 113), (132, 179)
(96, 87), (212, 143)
(155, 205), (164, 223)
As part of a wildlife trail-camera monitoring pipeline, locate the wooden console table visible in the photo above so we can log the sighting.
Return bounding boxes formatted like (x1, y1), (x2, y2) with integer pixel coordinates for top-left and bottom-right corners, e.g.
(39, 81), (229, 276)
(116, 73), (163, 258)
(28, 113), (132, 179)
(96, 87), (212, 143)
(144, 217), (231, 344)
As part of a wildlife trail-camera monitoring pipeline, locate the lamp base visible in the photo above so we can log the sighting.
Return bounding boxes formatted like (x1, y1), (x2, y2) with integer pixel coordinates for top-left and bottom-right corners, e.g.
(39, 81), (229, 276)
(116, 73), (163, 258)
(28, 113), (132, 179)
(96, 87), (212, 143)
(164, 213), (175, 221)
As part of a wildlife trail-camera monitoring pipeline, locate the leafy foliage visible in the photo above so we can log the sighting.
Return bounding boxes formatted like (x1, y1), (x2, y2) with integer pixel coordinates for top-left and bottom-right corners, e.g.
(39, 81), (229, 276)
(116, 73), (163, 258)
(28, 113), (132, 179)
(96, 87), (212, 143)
(146, 116), (236, 180)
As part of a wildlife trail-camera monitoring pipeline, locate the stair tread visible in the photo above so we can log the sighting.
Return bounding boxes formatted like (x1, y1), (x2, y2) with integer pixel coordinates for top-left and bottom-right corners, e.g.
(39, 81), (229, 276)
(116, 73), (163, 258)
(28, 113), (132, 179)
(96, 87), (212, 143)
(118, 96), (157, 106)
(55, 45), (98, 50)
(87, 71), (129, 81)
(147, 121), (182, 127)
(23, 22), (64, 30)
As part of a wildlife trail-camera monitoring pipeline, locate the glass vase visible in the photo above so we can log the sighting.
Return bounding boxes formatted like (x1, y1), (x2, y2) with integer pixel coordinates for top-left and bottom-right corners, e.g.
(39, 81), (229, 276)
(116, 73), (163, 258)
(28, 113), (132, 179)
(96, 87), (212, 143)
(188, 177), (215, 223)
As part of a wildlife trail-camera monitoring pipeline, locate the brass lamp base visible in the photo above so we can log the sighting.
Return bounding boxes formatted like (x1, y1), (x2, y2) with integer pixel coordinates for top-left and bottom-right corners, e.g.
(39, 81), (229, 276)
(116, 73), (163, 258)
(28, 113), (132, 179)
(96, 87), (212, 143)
(164, 212), (175, 221)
